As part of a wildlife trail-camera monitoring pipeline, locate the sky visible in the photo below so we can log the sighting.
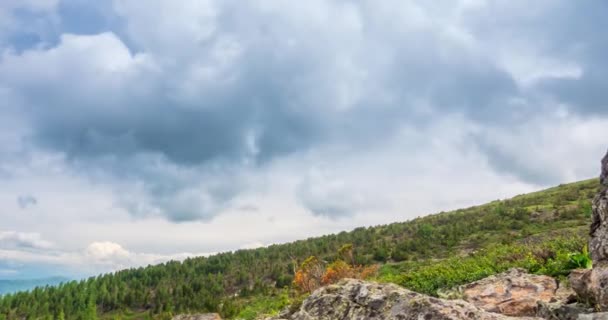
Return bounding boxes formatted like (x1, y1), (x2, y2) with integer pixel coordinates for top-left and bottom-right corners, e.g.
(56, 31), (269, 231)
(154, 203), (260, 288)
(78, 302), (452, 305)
(0, 0), (607, 280)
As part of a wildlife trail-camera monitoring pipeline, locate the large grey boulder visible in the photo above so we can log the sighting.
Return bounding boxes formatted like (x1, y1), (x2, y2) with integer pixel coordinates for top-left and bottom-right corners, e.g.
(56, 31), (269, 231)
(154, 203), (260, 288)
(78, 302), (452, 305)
(571, 149), (608, 310)
(280, 279), (540, 320)
(590, 149), (608, 264)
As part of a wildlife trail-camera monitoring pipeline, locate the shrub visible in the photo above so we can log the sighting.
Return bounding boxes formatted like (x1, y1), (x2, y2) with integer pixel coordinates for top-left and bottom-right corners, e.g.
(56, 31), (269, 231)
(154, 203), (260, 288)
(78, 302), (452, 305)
(568, 245), (592, 269)
(378, 233), (587, 296)
(293, 256), (325, 293)
(293, 247), (378, 293)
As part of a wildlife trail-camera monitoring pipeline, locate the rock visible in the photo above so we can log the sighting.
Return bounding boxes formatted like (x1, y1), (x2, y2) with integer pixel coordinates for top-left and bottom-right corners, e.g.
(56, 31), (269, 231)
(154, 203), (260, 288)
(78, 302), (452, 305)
(572, 149), (608, 310)
(281, 278), (540, 320)
(460, 268), (559, 317)
(172, 314), (221, 320)
(555, 281), (579, 304)
(578, 312), (608, 320)
(536, 301), (594, 320)
(590, 150), (608, 264)
(570, 269), (595, 305)
(602, 151), (608, 187)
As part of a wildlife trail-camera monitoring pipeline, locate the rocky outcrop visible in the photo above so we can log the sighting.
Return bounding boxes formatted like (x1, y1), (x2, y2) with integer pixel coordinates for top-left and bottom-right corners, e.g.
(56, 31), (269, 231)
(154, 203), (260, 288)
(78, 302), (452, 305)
(590, 149), (608, 263)
(276, 279), (540, 320)
(459, 268), (567, 317)
(172, 314), (221, 320)
(571, 149), (608, 310)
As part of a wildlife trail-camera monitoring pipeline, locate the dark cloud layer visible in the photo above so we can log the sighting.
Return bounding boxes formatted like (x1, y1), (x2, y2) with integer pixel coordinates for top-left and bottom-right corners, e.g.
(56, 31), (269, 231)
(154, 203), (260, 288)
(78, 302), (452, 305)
(1, 0), (607, 220)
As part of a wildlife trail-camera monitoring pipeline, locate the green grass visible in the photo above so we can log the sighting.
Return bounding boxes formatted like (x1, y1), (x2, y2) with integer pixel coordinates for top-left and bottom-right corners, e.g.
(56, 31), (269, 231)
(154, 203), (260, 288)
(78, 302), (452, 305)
(234, 290), (295, 320)
(377, 227), (589, 296)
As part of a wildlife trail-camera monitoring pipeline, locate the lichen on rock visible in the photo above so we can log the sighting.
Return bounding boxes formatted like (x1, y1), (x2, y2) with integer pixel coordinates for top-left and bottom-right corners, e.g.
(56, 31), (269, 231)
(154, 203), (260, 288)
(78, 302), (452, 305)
(274, 278), (540, 320)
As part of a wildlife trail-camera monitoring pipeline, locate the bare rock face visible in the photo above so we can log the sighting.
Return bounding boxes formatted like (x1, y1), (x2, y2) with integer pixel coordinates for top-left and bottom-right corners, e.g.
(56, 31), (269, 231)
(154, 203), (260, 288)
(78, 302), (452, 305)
(570, 269), (594, 303)
(280, 279), (540, 320)
(571, 149), (608, 310)
(460, 268), (562, 317)
(590, 150), (608, 264)
(172, 314), (221, 320)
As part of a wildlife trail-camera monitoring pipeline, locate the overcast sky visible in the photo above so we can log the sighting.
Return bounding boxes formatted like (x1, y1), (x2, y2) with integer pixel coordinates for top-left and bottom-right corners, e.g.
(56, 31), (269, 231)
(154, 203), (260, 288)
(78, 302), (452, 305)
(1, 0), (607, 280)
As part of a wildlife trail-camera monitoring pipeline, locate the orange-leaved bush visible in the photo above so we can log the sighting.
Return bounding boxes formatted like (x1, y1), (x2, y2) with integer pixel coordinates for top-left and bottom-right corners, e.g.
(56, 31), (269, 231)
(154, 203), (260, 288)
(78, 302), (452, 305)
(293, 256), (326, 294)
(293, 245), (378, 293)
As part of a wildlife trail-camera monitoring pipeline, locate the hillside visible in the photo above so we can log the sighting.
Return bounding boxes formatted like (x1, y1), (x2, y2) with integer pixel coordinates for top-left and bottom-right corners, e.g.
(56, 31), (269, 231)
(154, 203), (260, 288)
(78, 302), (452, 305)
(0, 178), (599, 320)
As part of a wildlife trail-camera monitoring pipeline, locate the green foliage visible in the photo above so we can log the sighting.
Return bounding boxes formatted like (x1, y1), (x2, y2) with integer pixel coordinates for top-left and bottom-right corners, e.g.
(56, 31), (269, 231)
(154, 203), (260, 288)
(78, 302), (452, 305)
(378, 229), (588, 295)
(235, 289), (293, 320)
(568, 245), (593, 269)
(0, 179), (599, 319)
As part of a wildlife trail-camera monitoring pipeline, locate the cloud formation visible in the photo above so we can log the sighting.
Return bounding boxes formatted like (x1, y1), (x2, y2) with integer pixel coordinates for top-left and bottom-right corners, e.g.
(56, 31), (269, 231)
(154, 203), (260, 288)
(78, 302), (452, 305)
(0, 231), (53, 250)
(0, 0), (607, 278)
(0, 239), (210, 278)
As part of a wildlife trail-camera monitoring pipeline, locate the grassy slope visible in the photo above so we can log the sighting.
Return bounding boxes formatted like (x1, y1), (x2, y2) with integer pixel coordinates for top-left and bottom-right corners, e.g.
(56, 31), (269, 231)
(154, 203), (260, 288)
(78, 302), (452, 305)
(239, 178), (598, 318)
(0, 179), (599, 320)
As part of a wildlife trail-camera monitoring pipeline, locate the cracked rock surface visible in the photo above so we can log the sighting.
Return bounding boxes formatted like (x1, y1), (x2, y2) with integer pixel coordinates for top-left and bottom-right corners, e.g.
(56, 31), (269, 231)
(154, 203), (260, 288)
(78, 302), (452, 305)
(277, 279), (540, 320)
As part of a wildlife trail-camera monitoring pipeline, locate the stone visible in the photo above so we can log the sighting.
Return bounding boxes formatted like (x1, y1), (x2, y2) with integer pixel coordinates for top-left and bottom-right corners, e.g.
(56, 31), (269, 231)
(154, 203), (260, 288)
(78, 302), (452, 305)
(460, 268), (559, 317)
(578, 312), (608, 320)
(570, 269), (593, 304)
(536, 301), (593, 320)
(172, 314), (221, 320)
(279, 278), (540, 320)
(590, 150), (608, 264)
(572, 149), (608, 310)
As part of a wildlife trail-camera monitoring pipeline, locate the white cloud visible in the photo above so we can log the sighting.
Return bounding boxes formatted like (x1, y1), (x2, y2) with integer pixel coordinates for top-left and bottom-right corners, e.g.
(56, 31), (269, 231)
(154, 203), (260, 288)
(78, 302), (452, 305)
(296, 167), (376, 218)
(0, 240), (212, 278)
(85, 241), (130, 261)
(1, 32), (156, 94)
(82, 241), (210, 272)
(475, 114), (608, 184)
(240, 242), (265, 250)
(114, 0), (218, 55)
(0, 231), (53, 250)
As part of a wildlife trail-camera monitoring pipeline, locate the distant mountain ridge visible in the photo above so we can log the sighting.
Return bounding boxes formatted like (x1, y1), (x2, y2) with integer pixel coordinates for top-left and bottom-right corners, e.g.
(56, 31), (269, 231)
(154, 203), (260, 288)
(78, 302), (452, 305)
(0, 277), (69, 295)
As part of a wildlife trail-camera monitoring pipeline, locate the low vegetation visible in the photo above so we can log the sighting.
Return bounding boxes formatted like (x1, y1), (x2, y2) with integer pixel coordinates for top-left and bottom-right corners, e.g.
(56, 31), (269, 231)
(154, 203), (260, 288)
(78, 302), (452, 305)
(0, 179), (599, 319)
(293, 245), (378, 294)
(377, 228), (589, 296)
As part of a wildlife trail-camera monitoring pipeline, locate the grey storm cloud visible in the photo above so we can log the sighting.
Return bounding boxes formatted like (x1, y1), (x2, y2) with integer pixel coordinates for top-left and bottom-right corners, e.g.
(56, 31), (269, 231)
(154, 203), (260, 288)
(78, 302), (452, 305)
(463, 1), (608, 116)
(0, 0), (607, 220)
(537, 3), (608, 115)
(1, 1), (528, 166)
